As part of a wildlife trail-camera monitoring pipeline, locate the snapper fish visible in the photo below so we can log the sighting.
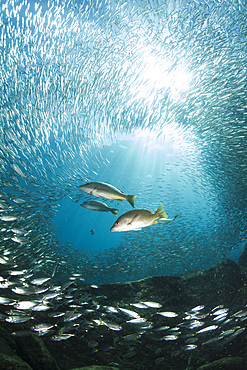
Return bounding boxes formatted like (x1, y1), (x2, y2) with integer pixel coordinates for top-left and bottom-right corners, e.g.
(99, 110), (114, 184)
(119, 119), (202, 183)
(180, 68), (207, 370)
(80, 200), (119, 216)
(110, 204), (168, 232)
(79, 182), (136, 208)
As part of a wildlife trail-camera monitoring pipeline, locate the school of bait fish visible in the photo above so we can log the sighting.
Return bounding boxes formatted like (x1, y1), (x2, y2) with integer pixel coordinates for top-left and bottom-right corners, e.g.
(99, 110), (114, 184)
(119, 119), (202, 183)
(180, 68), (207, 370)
(0, 0), (246, 356)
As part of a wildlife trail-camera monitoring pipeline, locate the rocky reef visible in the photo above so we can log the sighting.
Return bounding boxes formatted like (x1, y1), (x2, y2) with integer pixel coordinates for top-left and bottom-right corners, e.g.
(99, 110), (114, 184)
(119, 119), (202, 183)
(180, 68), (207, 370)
(1, 258), (247, 370)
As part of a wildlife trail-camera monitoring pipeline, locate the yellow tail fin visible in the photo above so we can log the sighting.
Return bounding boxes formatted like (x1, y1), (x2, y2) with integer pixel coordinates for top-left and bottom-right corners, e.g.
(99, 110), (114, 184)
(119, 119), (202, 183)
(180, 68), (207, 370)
(156, 204), (168, 218)
(110, 208), (119, 216)
(126, 195), (137, 208)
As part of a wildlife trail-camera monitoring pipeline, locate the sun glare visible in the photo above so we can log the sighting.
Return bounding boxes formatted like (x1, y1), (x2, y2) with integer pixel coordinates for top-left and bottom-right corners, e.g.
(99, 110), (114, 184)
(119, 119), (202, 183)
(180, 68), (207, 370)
(127, 42), (193, 105)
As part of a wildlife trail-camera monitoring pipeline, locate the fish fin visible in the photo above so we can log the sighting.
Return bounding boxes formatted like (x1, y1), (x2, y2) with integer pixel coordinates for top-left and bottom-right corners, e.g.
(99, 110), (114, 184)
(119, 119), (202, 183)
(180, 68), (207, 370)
(128, 213), (140, 225)
(151, 221), (158, 225)
(110, 208), (119, 216)
(173, 214), (179, 220)
(116, 187), (125, 194)
(156, 203), (168, 218)
(126, 195), (137, 208)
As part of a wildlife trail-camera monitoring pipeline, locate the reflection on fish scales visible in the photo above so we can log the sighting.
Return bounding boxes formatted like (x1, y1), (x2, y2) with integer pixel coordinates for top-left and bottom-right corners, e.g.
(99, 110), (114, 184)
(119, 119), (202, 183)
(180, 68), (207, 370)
(79, 181), (136, 208)
(111, 203), (170, 232)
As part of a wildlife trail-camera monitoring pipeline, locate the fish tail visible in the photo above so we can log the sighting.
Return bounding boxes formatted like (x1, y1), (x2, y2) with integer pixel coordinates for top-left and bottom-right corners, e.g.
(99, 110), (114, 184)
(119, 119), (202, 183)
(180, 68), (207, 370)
(156, 204), (168, 218)
(110, 208), (119, 216)
(126, 195), (137, 208)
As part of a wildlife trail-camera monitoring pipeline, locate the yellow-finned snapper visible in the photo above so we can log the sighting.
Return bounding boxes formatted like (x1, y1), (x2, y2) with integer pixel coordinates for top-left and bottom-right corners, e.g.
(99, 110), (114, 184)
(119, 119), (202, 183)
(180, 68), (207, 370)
(79, 181), (136, 208)
(110, 204), (168, 232)
(80, 200), (119, 216)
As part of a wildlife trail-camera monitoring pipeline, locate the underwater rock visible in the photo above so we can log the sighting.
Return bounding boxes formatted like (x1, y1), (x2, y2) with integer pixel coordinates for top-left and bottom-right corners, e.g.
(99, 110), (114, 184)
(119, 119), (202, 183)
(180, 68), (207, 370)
(0, 258), (246, 370)
(238, 242), (247, 267)
(183, 259), (243, 307)
(197, 356), (245, 370)
(70, 366), (119, 370)
(15, 335), (60, 370)
(0, 354), (33, 370)
(97, 259), (244, 309)
(0, 336), (16, 357)
(0, 333), (33, 370)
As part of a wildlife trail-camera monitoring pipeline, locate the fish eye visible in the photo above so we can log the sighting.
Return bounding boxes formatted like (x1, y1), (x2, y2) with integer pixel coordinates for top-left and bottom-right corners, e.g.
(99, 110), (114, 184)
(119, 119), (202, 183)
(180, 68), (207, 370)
(115, 221), (119, 225)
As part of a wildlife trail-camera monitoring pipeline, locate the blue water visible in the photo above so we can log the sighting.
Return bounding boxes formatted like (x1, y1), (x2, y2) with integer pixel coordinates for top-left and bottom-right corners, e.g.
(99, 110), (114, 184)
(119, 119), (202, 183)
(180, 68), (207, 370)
(55, 133), (192, 254)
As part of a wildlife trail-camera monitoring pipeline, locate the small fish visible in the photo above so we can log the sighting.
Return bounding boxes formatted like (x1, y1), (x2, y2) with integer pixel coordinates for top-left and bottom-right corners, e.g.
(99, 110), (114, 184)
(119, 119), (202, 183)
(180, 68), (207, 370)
(0, 297), (16, 305)
(126, 317), (147, 324)
(12, 330), (33, 337)
(197, 325), (218, 334)
(0, 215), (18, 221)
(118, 307), (140, 318)
(10, 228), (28, 235)
(52, 334), (75, 341)
(6, 315), (33, 323)
(80, 200), (119, 216)
(8, 269), (27, 276)
(32, 303), (50, 311)
(211, 308), (229, 316)
(123, 333), (142, 341)
(30, 277), (51, 285)
(157, 214), (179, 224)
(232, 309), (247, 318)
(11, 287), (36, 295)
(110, 204), (168, 232)
(186, 320), (204, 329)
(130, 303), (149, 309)
(141, 301), (162, 308)
(32, 323), (54, 332)
(79, 181), (136, 207)
(104, 306), (118, 313)
(155, 326), (170, 331)
(64, 312), (82, 322)
(162, 334), (179, 341)
(190, 305), (205, 312)
(101, 320), (122, 331)
(15, 301), (39, 310)
(229, 327), (245, 339)
(11, 236), (29, 244)
(158, 311), (178, 318)
(218, 328), (238, 338)
(0, 256), (9, 264)
(183, 344), (197, 351)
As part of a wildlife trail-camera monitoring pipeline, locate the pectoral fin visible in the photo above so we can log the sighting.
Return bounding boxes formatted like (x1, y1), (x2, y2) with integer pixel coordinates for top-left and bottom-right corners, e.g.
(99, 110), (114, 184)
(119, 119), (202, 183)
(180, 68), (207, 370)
(127, 213), (140, 226)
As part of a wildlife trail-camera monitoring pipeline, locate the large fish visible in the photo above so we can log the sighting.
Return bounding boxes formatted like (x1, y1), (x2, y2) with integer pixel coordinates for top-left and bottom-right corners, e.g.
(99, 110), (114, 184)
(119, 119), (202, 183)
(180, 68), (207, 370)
(79, 182), (136, 208)
(110, 204), (168, 232)
(80, 200), (119, 216)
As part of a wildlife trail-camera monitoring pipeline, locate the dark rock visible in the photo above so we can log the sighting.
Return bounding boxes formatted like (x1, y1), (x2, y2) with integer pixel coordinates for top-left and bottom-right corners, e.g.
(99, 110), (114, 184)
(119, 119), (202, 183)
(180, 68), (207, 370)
(97, 259), (244, 311)
(0, 353), (33, 370)
(16, 335), (60, 370)
(0, 334), (33, 369)
(197, 356), (245, 369)
(183, 259), (243, 307)
(238, 242), (247, 267)
(2, 258), (247, 370)
(70, 367), (119, 370)
(0, 337), (16, 357)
